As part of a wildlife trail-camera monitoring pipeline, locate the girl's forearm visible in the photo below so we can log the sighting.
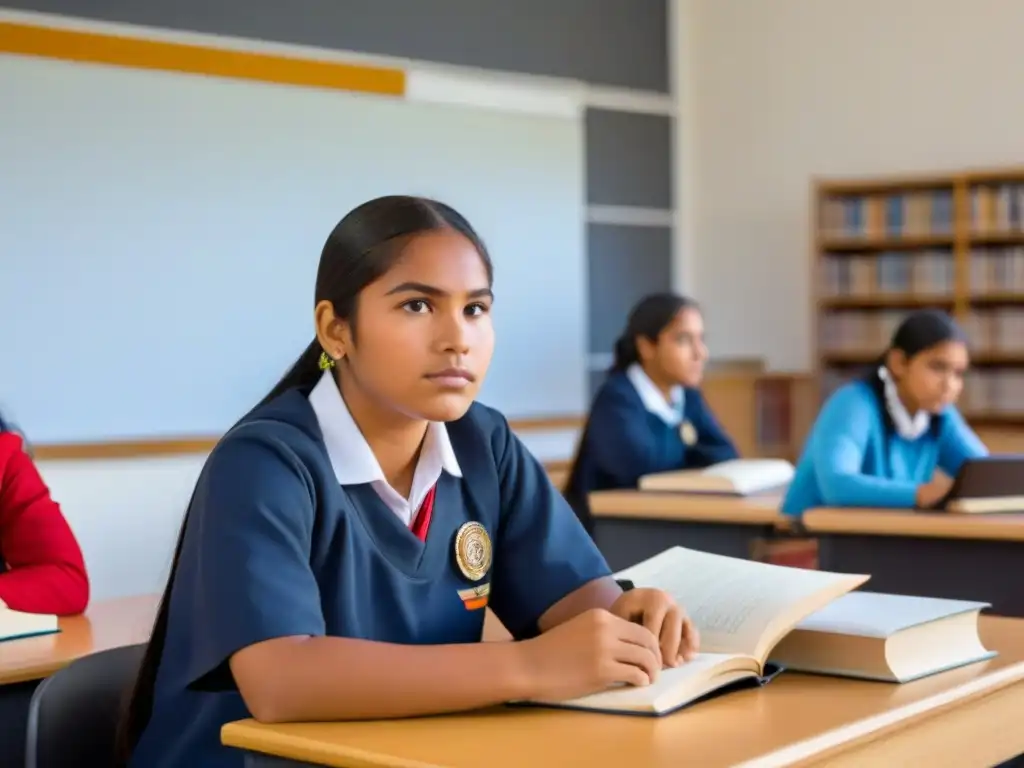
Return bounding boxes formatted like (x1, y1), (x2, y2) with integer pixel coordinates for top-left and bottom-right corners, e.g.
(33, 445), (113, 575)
(231, 635), (535, 723)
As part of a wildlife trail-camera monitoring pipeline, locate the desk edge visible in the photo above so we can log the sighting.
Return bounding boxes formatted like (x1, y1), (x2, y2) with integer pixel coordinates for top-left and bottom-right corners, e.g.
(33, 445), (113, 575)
(221, 721), (443, 768)
(803, 508), (1024, 542)
(589, 492), (783, 525)
(734, 660), (1024, 768)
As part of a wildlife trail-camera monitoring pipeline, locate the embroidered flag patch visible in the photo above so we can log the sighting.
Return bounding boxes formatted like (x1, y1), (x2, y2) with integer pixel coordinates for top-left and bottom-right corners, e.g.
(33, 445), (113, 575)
(457, 583), (490, 611)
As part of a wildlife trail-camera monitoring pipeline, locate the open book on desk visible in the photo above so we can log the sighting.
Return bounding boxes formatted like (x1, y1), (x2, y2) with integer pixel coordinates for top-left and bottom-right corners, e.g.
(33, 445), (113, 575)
(769, 591), (995, 682)
(0, 605), (58, 643)
(638, 458), (795, 496)
(520, 547), (868, 716)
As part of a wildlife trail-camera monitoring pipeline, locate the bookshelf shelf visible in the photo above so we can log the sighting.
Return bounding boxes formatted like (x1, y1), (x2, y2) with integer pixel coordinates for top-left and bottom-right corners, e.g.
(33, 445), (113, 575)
(971, 292), (1024, 305)
(971, 232), (1024, 246)
(820, 235), (954, 252)
(819, 295), (953, 310)
(813, 167), (1024, 427)
(966, 412), (1024, 425)
(971, 354), (1024, 366)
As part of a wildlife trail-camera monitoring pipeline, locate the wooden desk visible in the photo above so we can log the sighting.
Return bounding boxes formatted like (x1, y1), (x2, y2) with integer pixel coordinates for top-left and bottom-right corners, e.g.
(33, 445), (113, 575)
(223, 616), (1024, 767)
(804, 508), (1024, 617)
(0, 593), (157, 685)
(0, 594), (157, 766)
(589, 490), (784, 570)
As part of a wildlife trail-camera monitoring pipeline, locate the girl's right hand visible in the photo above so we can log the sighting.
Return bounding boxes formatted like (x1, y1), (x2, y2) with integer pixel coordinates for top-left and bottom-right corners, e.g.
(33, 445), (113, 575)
(915, 471), (954, 508)
(518, 608), (663, 701)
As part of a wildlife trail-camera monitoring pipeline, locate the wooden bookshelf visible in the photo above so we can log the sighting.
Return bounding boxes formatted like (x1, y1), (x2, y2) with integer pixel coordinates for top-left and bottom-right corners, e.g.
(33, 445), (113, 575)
(813, 167), (1024, 427)
(702, 366), (816, 463)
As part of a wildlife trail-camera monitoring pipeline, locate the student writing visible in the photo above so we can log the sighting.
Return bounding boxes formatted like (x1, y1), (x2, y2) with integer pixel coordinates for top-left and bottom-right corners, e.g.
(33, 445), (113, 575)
(120, 196), (700, 768)
(0, 413), (90, 615)
(781, 309), (987, 517)
(565, 293), (739, 531)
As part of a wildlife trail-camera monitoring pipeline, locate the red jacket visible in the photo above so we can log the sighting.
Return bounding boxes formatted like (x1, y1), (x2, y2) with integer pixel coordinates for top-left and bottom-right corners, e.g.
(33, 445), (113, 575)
(0, 432), (90, 615)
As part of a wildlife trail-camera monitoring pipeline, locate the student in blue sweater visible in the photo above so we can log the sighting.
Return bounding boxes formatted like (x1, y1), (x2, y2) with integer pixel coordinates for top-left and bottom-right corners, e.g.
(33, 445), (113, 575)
(119, 196), (698, 768)
(565, 293), (739, 532)
(781, 309), (987, 517)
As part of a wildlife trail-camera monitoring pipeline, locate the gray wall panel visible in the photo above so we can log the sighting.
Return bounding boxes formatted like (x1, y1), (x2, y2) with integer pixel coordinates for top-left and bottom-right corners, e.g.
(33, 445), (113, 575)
(588, 369), (609, 402)
(588, 224), (673, 355)
(585, 109), (674, 208)
(3, 0), (669, 91)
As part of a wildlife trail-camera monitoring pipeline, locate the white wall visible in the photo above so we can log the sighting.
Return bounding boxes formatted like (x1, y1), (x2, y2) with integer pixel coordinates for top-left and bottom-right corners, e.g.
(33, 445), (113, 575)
(1, 53), (585, 443)
(39, 428), (579, 602)
(680, 0), (1024, 371)
(39, 455), (205, 601)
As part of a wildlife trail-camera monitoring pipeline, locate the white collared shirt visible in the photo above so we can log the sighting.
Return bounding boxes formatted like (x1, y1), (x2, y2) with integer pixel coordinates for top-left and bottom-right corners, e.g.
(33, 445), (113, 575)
(308, 372), (463, 526)
(626, 363), (685, 426)
(878, 366), (931, 440)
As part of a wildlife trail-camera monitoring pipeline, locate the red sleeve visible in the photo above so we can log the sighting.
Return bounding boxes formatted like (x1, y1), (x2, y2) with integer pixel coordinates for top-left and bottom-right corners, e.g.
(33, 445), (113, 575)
(0, 433), (90, 615)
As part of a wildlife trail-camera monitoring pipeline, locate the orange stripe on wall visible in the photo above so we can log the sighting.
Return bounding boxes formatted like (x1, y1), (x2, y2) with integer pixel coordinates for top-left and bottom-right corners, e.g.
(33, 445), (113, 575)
(0, 21), (405, 96)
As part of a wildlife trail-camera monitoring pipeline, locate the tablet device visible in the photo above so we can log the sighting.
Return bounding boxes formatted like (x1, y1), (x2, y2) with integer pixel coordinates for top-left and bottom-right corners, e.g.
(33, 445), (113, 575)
(934, 456), (1024, 514)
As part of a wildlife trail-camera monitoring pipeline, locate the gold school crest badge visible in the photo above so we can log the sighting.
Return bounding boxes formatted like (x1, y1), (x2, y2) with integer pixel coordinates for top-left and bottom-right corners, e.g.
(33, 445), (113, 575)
(453, 521), (492, 582)
(680, 420), (698, 446)
(457, 583), (490, 611)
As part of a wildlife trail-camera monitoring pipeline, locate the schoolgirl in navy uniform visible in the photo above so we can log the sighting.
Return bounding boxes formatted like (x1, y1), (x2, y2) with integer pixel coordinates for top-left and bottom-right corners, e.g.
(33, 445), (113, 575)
(120, 196), (699, 767)
(565, 293), (739, 532)
(781, 309), (988, 517)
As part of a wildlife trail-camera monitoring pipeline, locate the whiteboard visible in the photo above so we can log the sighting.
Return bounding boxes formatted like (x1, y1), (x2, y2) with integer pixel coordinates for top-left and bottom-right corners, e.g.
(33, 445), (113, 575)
(0, 55), (585, 442)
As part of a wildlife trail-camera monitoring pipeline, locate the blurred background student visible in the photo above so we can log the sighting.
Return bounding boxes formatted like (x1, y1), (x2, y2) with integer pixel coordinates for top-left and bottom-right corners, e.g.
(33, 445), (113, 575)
(564, 293), (739, 532)
(781, 309), (987, 518)
(0, 411), (90, 614)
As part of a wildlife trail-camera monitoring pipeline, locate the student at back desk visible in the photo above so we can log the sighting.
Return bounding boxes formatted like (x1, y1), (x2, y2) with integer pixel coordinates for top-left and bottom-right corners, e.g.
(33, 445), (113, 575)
(0, 412), (89, 615)
(118, 196), (699, 768)
(565, 293), (739, 533)
(781, 309), (987, 517)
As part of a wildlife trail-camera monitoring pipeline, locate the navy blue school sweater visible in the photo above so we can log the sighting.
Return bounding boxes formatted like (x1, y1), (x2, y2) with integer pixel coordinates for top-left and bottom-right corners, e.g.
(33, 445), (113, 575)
(565, 371), (739, 531)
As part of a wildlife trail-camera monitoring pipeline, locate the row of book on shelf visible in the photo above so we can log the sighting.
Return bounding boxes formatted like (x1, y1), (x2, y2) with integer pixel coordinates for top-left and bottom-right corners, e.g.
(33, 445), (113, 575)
(970, 247), (1024, 293)
(972, 184), (1024, 234)
(820, 251), (953, 297)
(964, 370), (1024, 415)
(961, 308), (1024, 353)
(819, 310), (906, 353)
(820, 309), (1024, 354)
(820, 190), (953, 239)
(820, 247), (1024, 298)
(820, 367), (1024, 416)
(819, 184), (1024, 239)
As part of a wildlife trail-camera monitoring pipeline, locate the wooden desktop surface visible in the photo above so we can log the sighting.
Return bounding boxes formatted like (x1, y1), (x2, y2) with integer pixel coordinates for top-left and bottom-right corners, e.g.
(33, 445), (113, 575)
(222, 617), (1024, 768)
(804, 508), (1024, 541)
(589, 490), (784, 525)
(0, 593), (157, 685)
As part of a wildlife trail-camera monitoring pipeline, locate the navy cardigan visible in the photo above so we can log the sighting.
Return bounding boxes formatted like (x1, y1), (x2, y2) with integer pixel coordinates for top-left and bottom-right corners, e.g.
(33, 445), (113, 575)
(565, 371), (739, 532)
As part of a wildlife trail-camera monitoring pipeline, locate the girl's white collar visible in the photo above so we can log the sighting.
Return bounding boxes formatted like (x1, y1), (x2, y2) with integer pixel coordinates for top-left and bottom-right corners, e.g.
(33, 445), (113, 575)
(878, 366), (931, 440)
(626, 364), (684, 426)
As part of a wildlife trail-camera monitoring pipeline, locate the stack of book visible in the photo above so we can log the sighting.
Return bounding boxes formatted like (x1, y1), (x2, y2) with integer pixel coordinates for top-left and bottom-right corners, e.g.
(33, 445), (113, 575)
(519, 547), (995, 716)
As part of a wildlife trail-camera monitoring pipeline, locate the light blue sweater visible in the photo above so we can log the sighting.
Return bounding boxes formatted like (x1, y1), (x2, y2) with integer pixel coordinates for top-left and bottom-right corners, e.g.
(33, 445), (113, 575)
(780, 379), (987, 517)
